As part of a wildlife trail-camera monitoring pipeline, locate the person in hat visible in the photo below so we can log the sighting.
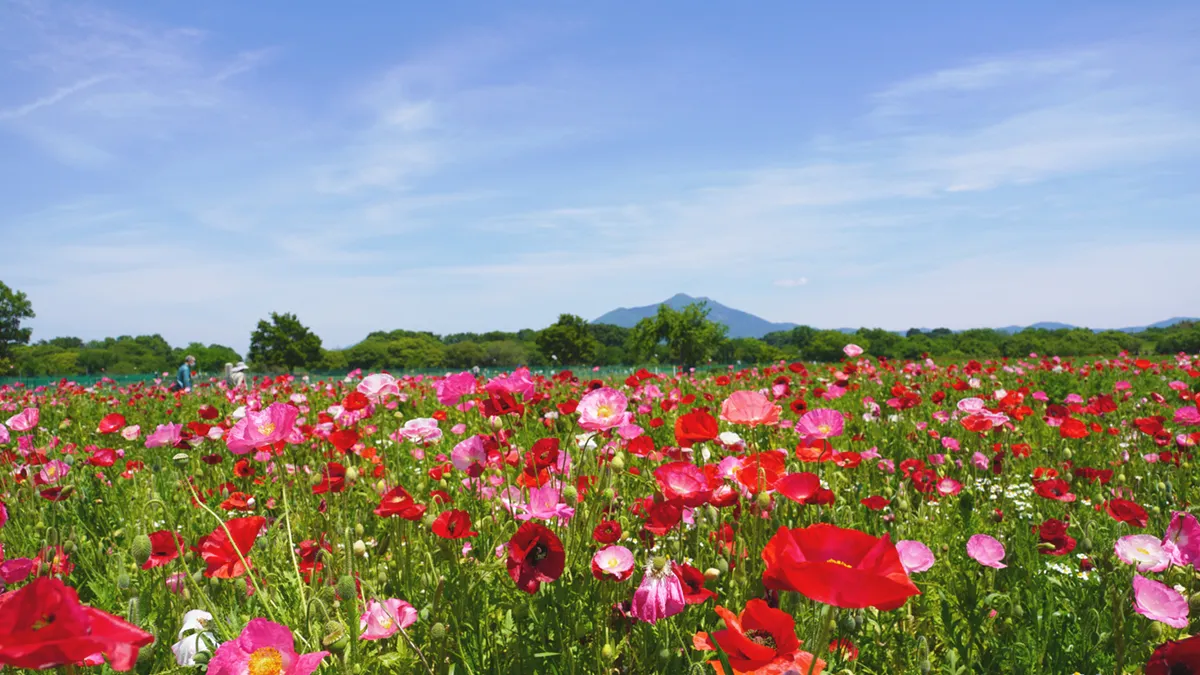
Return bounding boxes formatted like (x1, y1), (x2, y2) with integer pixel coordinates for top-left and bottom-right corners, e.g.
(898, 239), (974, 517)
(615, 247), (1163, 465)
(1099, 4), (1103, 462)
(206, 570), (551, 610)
(229, 361), (248, 389)
(173, 355), (196, 392)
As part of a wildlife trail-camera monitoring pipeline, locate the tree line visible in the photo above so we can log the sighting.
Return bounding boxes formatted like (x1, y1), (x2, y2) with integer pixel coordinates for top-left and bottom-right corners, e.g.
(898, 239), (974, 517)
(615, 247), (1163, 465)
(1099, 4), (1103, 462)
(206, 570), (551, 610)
(2, 280), (1199, 377)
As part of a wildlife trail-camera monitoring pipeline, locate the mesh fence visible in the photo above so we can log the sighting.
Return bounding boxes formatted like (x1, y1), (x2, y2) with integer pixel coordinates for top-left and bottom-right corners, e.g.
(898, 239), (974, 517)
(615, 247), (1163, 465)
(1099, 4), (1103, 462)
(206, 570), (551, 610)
(0, 363), (755, 389)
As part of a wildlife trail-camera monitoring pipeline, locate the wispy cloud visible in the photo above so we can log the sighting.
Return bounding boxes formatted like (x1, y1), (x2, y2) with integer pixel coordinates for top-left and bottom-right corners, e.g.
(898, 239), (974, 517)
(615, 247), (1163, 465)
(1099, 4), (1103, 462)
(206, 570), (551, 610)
(773, 278), (808, 288)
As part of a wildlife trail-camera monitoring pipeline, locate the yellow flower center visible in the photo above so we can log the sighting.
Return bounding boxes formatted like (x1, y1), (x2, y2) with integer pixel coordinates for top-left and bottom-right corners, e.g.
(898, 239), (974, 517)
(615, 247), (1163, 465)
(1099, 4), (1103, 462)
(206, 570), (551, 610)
(817, 424), (831, 435)
(45, 465), (57, 476)
(605, 557), (619, 568)
(257, 422), (276, 436)
(596, 405), (612, 419)
(248, 647), (284, 675)
(825, 558), (852, 568)
(379, 616), (393, 630)
(1136, 547), (1150, 556)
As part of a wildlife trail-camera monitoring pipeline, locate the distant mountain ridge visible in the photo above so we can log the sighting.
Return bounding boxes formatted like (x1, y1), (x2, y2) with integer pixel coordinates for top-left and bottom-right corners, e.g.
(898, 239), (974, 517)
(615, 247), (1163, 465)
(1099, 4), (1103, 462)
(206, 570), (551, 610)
(592, 294), (1198, 339)
(593, 294), (798, 339)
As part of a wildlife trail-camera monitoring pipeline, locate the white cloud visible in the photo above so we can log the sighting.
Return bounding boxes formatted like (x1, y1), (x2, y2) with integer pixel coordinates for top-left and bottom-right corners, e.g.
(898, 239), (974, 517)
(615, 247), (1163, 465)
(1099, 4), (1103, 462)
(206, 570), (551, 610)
(773, 278), (808, 288)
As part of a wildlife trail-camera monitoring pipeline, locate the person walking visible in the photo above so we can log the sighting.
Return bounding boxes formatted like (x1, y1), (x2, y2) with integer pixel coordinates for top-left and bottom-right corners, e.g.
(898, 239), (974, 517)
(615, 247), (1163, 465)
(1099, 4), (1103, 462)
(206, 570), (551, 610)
(173, 355), (196, 392)
(230, 361), (248, 389)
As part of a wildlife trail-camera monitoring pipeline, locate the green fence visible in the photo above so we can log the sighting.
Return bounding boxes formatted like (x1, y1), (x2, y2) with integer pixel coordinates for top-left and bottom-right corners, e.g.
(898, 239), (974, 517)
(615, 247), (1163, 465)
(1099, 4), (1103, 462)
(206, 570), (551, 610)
(0, 363), (753, 389)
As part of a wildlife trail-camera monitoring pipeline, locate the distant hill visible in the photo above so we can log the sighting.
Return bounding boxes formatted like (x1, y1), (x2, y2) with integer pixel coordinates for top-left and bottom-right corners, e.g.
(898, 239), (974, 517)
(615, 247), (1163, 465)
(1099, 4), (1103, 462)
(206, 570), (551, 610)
(592, 294), (1197, 339)
(593, 293), (798, 338)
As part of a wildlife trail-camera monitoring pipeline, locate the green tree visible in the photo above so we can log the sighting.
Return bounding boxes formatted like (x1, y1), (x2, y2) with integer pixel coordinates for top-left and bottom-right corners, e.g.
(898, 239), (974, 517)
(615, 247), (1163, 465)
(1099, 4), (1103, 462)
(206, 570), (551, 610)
(537, 314), (601, 366)
(627, 302), (728, 368)
(444, 341), (488, 369)
(0, 281), (35, 364)
(248, 312), (323, 372)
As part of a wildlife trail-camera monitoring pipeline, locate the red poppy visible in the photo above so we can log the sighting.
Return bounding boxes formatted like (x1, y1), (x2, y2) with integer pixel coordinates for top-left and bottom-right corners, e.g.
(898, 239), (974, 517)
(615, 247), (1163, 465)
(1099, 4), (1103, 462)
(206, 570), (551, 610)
(1059, 418), (1089, 439)
(232, 458), (255, 478)
(0, 576), (154, 671)
(312, 462), (346, 494)
(593, 519), (622, 545)
(1105, 498), (1149, 528)
(673, 562), (715, 604)
(674, 409), (719, 448)
(627, 435), (655, 457)
(642, 499), (683, 536)
(431, 510), (478, 539)
(692, 599), (822, 675)
(1035, 518), (1076, 556)
(775, 472), (821, 505)
(342, 391), (370, 412)
(97, 413), (126, 434)
(654, 461), (712, 507)
(761, 523), (919, 610)
(1033, 479), (1075, 503)
(329, 429), (359, 453)
(860, 496), (890, 511)
(482, 390), (524, 417)
(143, 530), (184, 570)
(88, 448), (118, 467)
(374, 485), (427, 521)
(197, 404), (220, 420)
(1146, 634), (1200, 675)
(199, 516), (265, 578)
(506, 522), (565, 594)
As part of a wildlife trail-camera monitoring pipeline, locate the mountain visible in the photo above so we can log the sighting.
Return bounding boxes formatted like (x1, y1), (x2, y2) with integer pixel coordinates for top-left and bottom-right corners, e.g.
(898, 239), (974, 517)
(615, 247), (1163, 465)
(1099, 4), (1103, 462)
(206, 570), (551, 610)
(593, 293), (798, 338)
(592, 294), (1198, 338)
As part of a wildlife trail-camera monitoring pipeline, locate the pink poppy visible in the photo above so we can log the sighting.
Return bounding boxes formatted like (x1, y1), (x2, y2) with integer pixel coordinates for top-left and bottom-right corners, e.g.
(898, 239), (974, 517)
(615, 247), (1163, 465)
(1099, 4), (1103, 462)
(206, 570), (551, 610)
(577, 387), (629, 432)
(719, 390), (782, 427)
(1163, 511), (1200, 568)
(485, 367), (534, 399)
(451, 435), (488, 475)
(1175, 406), (1200, 427)
(435, 372), (478, 406)
(392, 418), (443, 445)
(1133, 574), (1189, 628)
(957, 398), (985, 414)
(966, 534), (1006, 569)
(226, 403), (298, 455)
(501, 485), (575, 524)
(1115, 535), (1172, 572)
(5, 407), (39, 432)
(591, 545), (635, 581)
(631, 561), (685, 624)
(144, 423), (183, 449)
(896, 540), (936, 574)
(206, 618), (328, 675)
(971, 452), (990, 470)
(796, 409), (844, 440)
(843, 343), (864, 358)
(38, 459), (70, 485)
(0, 423), (8, 445)
(359, 598), (417, 641)
(357, 373), (400, 402)
(121, 425), (140, 441)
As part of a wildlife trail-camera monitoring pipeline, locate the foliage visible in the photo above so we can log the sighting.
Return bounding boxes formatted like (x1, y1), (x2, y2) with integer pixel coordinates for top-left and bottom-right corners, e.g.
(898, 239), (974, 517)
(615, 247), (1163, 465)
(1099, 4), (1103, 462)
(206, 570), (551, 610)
(248, 312), (323, 372)
(536, 314), (602, 366)
(0, 280), (34, 364)
(1, 353), (1198, 673)
(628, 301), (729, 367)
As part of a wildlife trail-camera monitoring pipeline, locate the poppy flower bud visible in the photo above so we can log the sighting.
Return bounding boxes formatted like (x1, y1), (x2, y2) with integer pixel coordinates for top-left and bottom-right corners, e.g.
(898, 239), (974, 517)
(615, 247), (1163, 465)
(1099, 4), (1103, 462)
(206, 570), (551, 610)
(430, 622), (447, 640)
(352, 540), (367, 557)
(127, 596), (140, 624)
(652, 556), (668, 572)
(562, 485), (578, 502)
(756, 492), (772, 510)
(193, 651), (212, 665)
(172, 452), (190, 467)
(335, 575), (357, 601)
(1189, 592), (1200, 612)
(354, 523), (364, 537)
(704, 568), (720, 581)
(489, 416), (504, 430)
(610, 455), (625, 471)
(309, 472), (323, 486)
(345, 466), (360, 482)
(601, 643), (616, 661)
(117, 573), (131, 590)
(131, 534), (152, 566)
(839, 613), (859, 634)
(602, 488), (615, 501)
(1062, 448), (1072, 460)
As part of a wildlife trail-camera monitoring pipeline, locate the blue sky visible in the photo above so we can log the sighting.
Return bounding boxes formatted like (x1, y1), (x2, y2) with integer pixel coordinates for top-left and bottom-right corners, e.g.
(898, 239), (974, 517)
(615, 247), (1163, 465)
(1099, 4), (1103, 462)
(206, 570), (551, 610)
(2, 1), (1199, 352)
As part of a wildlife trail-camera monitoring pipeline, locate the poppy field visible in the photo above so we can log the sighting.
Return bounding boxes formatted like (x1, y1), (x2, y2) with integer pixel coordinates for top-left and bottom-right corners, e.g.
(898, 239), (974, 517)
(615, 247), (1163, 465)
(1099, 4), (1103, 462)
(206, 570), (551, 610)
(2, 349), (1200, 674)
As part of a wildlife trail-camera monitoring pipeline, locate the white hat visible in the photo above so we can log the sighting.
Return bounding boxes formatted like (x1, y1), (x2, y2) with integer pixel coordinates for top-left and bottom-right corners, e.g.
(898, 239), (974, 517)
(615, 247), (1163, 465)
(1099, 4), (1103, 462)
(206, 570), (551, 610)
(232, 362), (248, 372)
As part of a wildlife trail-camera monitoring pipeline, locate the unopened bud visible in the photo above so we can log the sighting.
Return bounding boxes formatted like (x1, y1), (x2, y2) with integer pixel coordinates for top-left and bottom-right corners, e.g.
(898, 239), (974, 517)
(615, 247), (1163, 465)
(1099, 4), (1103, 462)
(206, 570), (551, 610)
(430, 622), (447, 640)
(335, 575), (357, 601)
(352, 540), (367, 556)
(345, 466), (360, 482)
(562, 485), (578, 502)
(131, 534), (152, 566)
(704, 568), (721, 582)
